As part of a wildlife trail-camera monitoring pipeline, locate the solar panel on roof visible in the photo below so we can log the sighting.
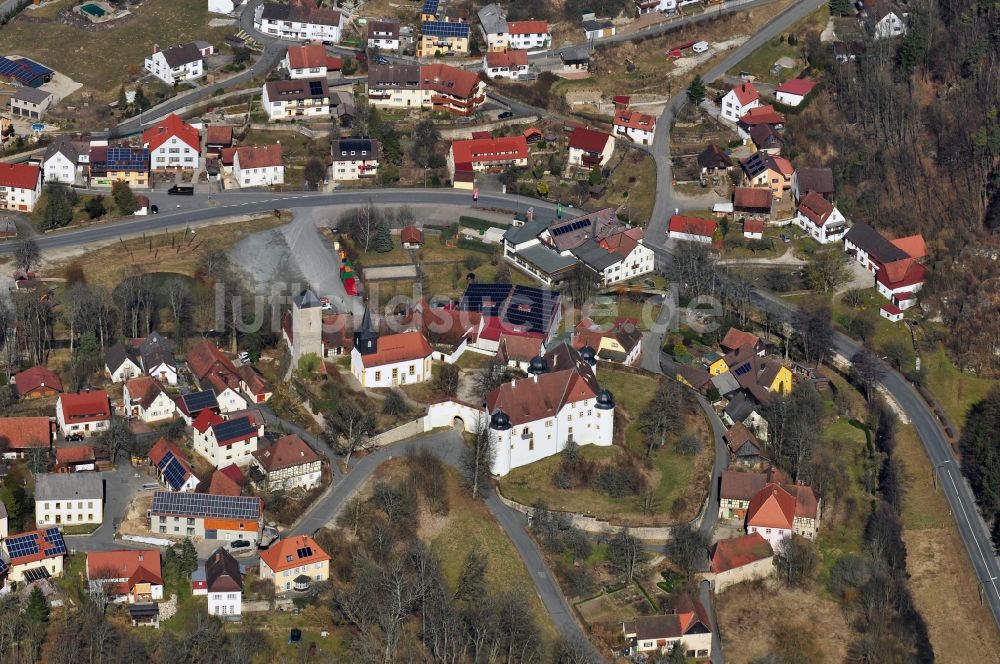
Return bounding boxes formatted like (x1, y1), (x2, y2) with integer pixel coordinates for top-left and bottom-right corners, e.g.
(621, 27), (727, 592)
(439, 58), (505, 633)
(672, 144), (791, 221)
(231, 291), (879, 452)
(106, 147), (148, 170)
(422, 21), (469, 37)
(733, 363), (752, 376)
(213, 417), (255, 443)
(183, 390), (218, 412)
(157, 450), (175, 472)
(0, 559), (7, 575)
(309, 81), (324, 96)
(162, 458), (188, 490)
(42, 528), (67, 557)
(5, 533), (40, 560)
(0, 57), (52, 85)
(421, 0), (439, 14)
(152, 491), (260, 520)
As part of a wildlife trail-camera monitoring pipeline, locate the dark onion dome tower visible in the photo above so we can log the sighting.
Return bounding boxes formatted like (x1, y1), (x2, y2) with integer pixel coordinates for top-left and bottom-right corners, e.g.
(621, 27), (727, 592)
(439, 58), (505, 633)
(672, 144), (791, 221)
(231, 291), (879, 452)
(579, 345), (597, 366)
(353, 304), (379, 356)
(490, 409), (512, 431)
(595, 389), (615, 410)
(528, 355), (548, 376)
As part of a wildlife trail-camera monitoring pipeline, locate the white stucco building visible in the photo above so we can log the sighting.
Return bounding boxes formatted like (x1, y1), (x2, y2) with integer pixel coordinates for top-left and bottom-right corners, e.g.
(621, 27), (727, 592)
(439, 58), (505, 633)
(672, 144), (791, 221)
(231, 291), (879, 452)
(261, 78), (330, 121)
(793, 192), (847, 244)
(205, 548), (243, 617)
(123, 376), (177, 423)
(233, 144), (284, 188)
(367, 19), (401, 51)
(486, 344), (614, 476)
(56, 391), (112, 438)
(612, 108), (656, 145)
(0, 162), (42, 212)
(2, 528), (67, 584)
(142, 114), (201, 171)
(143, 42), (211, 86)
(721, 82), (760, 123)
(567, 127), (615, 168)
(192, 412), (259, 467)
(351, 310), (434, 388)
(34, 473), (104, 527)
(255, 2), (343, 42)
(42, 140), (88, 185)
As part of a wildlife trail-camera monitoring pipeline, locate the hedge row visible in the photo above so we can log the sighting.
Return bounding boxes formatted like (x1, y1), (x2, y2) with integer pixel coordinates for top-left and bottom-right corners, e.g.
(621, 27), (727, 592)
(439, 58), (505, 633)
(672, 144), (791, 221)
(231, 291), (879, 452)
(459, 216), (508, 233)
(456, 237), (495, 254)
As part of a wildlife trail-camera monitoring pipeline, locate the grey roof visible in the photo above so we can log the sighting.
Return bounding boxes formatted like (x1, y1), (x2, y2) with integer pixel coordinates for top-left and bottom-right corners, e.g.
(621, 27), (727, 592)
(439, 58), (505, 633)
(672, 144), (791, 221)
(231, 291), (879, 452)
(332, 138), (379, 162)
(478, 3), (508, 35)
(161, 42), (203, 68)
(368, 19), (400, 38)
(503, 216), (549, 246)
(260, 2), (291, 20)
(205, 547), (243, 592)
(192, 41), (213, 51)
(34, 473), (104, 502)
(43, 139), (86, 164)
(367, 63), (421, 90)
(293, 289), (322, 309)
(517, 243), (578, 274)
(582, 19), (613, 31)
(794, 167), (834, 194)
(571, 240), (619, 271)
(105, 342), (140, 373)
(140, 332), (176, 371)
(559, 46), (590, 62)
(723, 391), (756, 422)
(0, 501), (7, 520)
(844, 222), (908, 264)
(711, 372), (741, 396)
(12, 87), (51, 104)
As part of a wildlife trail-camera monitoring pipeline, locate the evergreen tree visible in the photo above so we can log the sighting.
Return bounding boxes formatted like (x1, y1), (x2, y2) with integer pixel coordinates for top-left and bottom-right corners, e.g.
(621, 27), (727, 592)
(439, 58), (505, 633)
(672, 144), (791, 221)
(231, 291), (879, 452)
(112, 181), (140, 215)
(41, 183), (72, 230)
(84, 195), (106, 220)
(24, 586), (49, 625)
(117, 84), (127, 111)
(829, 0), (852, 15)
(180, 537), (198, 575)
(133, 86), (148, 112)
(686, 74), (707, 105)
(373, 222), (393, 253)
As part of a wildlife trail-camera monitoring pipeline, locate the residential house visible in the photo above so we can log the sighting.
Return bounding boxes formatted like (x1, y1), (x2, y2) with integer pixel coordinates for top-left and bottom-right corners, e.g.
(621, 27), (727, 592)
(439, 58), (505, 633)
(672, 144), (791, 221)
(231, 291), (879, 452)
(775, 78), (816, 106)
(205, 547), (243, 617)
(791, 166), (834, 203)
(87, 145), (150, 188)
(667, 215), (717, 244)
(255, 0), (343, 42)
(719, 328), (765, 355)
(55, 445), (97, 472)
(497, 334), (545, 372)
(123, 377), (176, 423)
(880, 303), (904, 323)
(723, 422), (763, 464)
(622, 594), (712, 659)
(10, 87), (53, 120)
(843, 221), (914, 273)
(283, 44), (341, 79)
(192, 412), (259, 467)
(0, 417), (53, 458)
(483, 49), (529, 80)
(139, 332), (179, 385)
(400, 226), (424, 248)
(732, 186), (773, 220)
(199, 467), (244, 497)
(478, 5), (551, 51)
(175, 390), (221, 425)
(205, 125), (234, 158)
(567, 127), (614, 168)
(12, 365), (63, 399)
(186, 338), (249, 413)
(448, 135), (528, 182)
(367, 19), (401, 51)
(843, 223), (927, 308)
(559, 46), (590, 72)
(612, 108), (656, 145)
(250, 434), (322, 492)
(0, 163), (41, 212)
(34, 473), (104, 527)
(572, 317), (643, 366)
(718, 467), (787, 520)
(42, 139), (89, 185)
(142, 114), (200, 171)
(237, 365), (272, 404)
(747, 481), (821, 550)
(262, 78), (330, 121)
(87, 550), (163, 604)
(151, 490), (263, 543)
(258, 535), (330, 592)
(367, 63), (486, 116)
(56, 391), (111, 438)
(582, 17), (615, 39)
(635, 0), (677, 14)
(743, 218), (765, 239)
(698, 144), (732, 175)
(794, 191), (846, 244)
(105, 343), (143, 383)
(487, 343), (615, 476)
(740, 151), (793, 199)
(330, 138), (379, 181)
(457, 282), (563, 352)
(144, 42), (211, 86)
(2, 528), (67, 584)
(148, 437), (199, 492)
(721, 81), (760, 123)
(233, 144), (284, 188)
(858, 0), (907, 38)
(705, 533), (774, 593)
(351, 308), (435, 388)
(418, 19), (471, 57)
(736, 105), (785, 141)
(748, 124), (784, 155)
(875, 258), (926, 310)
(722, 391), (770, 441)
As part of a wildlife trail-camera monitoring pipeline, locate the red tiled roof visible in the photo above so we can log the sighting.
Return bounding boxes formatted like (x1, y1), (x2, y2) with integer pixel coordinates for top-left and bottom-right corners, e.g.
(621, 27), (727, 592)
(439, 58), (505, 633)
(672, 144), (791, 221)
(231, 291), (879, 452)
(125, 376), (166, 410)
(568, 127), (612, 153)
(400, 225), (424, 244)
(719, 468), (789, 501)
(890, 234), (926, 260)
(739, 105), (785, 127)
(881, 303), (903, 315)
(235, 144), (283, 169)
(498, 334), (544, 363)
(87, 549), (162, 590)
(711, 533), (773, 573)
(142, 113), (200, 153)
(202, 469), (242, 496)
(776, 78), (817, 97)
(747, 482), (796, 529)
(253, 434), (320, 472)
(743, 219), (765, 233)
(733, 186), (773, 210)
(877, 259), (925, 289)
(358, 331), (433, 368)
(148, 437), (190, 468)
(613, 108), (655, 132)
(56, 444), (96, 464)
(451, 136), (528, 165)
(205, 125), (234, 146)
(485, 49), (528, 68)
(186, 338), (239, 382)
(287, 44), (329, 69)
(327, 55), (343, 70)
(730, 81), (759, 106)
(421, 63), (482, 99)
(260, 534), (330, 573)
(721, 328), (760, 352)
(220, 147), (237, 166)
(0, 162), (40, 190)
(507, 20), (548, 34)
(193, 409), (224, 434)
(6, 529), (63, 565)
(219, 463), (246, 485)
(668, 214), (717, 238)
(797, 191), (834, 226)
(485, 363), (599, 426)
(237, 365), (272, 396)
(59, 391), (111, 424)
(14, 365), (63, 395)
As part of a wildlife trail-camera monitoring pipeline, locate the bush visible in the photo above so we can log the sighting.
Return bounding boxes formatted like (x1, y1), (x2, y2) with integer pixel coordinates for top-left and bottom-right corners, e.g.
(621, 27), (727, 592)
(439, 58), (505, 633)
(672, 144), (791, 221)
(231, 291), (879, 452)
(456, 238), (493, 254)
(676, 432), (701, 456)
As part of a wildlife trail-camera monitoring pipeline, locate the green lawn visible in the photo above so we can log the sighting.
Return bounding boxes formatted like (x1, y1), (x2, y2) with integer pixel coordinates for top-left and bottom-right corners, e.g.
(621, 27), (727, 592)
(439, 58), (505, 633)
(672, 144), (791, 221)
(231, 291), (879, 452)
(922, 345), (997, 427)
(586, 295), (662, 331)
(54, 552), (87, 600)
(727, 35), (804, 84)
(0, 0), (232, 98)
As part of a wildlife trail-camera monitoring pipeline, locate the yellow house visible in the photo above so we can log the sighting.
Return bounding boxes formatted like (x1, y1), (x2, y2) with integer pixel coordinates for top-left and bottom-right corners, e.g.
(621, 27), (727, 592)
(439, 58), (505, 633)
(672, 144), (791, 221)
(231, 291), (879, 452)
(258, 534), (330, 592)
(708, 355), (729, 376)
(766, 365), (793, 394)
(418, 20), (470, 57)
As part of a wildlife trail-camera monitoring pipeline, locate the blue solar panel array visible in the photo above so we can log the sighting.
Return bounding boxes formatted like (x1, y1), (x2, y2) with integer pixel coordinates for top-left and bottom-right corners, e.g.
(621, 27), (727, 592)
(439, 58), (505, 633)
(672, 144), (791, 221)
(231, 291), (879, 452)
(0, 57), (52, 86)
(551, 218), (591, 237)
(0, 559), (7, 575)
(461, 283), (514, 317)
(158, 451), (189, 491)
(42, 528), (66, 557)
(422, 0), (440, 14)
(421, 20), (470, 38)
(182, 390), (218, 413)
(309, 80), (324, 96)
(460, 284), (559, 335)
(733, 363), (753, 376)
(213, 417), (255, 443)
(152, 491), (260, 520)
(5, 532), (39, 560)
(107, 147), (149, 170)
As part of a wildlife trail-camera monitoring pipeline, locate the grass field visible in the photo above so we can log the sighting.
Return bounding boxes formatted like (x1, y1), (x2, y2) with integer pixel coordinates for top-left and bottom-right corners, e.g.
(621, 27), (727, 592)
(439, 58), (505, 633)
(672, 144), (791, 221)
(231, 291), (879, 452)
(897, 423), (1000, 662)
(45, 214), (288, 288)
(921, 344), (997, 428)
(0, 0), (232, 98)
